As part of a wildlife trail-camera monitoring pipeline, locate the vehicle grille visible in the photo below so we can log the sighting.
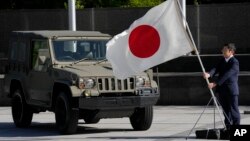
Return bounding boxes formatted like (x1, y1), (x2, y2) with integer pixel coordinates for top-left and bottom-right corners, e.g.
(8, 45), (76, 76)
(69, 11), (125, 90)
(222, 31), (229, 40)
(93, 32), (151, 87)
(97, 77), (135, 93)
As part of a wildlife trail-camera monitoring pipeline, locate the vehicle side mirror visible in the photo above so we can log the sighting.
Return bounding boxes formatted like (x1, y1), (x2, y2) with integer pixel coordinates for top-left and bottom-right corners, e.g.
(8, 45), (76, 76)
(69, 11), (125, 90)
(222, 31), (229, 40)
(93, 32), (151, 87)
(38, 56), (47, 65)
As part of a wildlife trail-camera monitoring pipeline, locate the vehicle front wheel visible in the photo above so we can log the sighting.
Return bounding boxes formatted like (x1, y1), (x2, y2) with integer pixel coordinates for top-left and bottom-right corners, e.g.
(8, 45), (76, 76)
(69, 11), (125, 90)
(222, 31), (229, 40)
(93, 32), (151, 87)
(55, 92), (79, 134)
(129, 106), (153, 131)
(11, 89), (33, 127)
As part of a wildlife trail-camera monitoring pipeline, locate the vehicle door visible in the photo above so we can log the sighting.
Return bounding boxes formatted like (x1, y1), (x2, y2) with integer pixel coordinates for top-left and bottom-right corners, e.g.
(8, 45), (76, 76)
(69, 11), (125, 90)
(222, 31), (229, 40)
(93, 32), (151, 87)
(27, 40), (53, 106)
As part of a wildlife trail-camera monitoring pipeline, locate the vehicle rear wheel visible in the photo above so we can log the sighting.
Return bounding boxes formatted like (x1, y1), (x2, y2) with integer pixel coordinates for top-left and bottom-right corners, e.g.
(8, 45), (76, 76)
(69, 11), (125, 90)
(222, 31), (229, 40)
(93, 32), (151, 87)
(129, 106), (153, 131)
(55, 92), (79, 134)
(11, 89), (33, 127)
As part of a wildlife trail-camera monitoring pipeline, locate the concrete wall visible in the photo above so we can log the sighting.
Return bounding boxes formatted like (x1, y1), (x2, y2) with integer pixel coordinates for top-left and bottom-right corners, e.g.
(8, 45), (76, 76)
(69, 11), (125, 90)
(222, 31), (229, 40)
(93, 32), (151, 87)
(155, 73), (250, 105)
(0, 75), (10, 106)
(187, 3), (250, 54)
(0, 59), (9, 106)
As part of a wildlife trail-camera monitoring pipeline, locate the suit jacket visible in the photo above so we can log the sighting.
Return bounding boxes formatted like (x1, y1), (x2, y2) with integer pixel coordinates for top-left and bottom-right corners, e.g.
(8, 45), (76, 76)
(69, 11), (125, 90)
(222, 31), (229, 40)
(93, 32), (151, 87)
(209, 56), (239, 95)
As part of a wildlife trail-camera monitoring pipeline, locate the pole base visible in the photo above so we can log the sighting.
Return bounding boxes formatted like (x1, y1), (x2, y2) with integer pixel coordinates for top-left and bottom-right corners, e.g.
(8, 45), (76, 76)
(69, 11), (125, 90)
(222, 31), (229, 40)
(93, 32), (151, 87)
(195, 128), (229, 140)
(244, 111), (250, 114)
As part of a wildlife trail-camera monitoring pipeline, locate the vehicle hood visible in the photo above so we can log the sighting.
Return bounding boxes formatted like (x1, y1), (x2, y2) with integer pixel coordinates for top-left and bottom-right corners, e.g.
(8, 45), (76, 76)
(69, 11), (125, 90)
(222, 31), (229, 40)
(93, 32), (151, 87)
(55, 64), (146, 78)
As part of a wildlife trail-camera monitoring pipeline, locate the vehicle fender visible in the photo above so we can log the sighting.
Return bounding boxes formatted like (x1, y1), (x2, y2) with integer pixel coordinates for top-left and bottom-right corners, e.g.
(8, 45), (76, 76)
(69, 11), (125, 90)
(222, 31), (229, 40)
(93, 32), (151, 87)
(7, 75), (26, 98)
(53, 80), (82, 97)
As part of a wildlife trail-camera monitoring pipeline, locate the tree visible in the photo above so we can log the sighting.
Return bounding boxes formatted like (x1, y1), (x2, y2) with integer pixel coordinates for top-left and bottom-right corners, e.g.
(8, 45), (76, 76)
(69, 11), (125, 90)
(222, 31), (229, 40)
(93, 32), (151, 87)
(0, 0), (67, 9)
(128, 0), (164, 7)
(82, 0), (129, 8)
(64, 0), (84, 9)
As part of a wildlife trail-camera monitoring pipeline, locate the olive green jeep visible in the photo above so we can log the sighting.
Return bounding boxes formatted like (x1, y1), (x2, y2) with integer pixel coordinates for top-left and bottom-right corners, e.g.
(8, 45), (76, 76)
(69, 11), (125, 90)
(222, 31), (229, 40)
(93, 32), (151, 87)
(3, 31), (159, 134)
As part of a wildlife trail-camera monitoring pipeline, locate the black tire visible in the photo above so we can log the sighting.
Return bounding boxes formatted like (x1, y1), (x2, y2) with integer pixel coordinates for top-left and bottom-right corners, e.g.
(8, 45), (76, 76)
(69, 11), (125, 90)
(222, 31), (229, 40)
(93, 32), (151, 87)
(11, 89), (33, 128)
(55, 92), (79, 134)
(129, 106), (153, 131)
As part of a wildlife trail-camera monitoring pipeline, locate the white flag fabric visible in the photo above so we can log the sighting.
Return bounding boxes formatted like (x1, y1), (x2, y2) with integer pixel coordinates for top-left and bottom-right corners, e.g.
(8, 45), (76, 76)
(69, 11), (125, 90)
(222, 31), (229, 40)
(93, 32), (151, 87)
(106, 0), (194, 79)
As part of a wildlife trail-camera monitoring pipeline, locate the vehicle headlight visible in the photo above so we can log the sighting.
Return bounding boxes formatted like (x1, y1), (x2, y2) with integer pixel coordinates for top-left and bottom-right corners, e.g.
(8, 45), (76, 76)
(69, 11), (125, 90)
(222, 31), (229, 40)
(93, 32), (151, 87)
(136, 76), (151, 87)
(136, 77), (145, 87)
(84, 79), (95, 89)
(78, 78), (95, 89)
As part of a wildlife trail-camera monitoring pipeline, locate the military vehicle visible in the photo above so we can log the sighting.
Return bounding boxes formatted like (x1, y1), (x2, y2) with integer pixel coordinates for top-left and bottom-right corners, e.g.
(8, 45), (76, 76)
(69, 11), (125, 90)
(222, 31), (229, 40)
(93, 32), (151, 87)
(3, 31), (159, 134)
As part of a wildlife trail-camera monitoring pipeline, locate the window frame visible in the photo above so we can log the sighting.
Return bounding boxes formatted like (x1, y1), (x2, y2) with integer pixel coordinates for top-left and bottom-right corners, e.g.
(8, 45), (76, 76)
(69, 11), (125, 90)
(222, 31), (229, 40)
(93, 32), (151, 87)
(30, 39), (51, 71)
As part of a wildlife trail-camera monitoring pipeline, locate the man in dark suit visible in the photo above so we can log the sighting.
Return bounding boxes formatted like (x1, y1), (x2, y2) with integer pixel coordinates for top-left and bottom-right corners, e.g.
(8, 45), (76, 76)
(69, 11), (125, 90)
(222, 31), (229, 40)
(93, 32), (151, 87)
(203, 43), (240, 128)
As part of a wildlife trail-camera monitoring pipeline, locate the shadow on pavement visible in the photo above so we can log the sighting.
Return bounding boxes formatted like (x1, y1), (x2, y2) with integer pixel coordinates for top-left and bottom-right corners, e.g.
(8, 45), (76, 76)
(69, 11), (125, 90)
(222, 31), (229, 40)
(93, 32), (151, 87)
(0, 122), (59, 137)
(0, 122), (133, 137)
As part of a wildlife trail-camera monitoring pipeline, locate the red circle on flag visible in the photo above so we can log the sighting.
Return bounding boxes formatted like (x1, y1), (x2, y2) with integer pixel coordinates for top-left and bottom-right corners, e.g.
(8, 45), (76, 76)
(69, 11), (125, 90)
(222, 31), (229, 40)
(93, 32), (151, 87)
(129, 25), (160, 58)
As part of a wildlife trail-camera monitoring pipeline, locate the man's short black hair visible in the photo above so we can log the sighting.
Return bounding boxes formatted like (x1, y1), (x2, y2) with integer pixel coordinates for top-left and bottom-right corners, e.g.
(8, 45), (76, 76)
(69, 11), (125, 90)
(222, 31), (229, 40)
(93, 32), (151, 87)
(224, 43), (236, 52)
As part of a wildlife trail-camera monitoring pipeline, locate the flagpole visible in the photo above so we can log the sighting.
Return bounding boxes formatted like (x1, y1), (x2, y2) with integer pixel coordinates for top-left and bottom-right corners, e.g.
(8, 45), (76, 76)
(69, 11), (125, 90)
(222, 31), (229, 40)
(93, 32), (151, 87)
(180, 0), (186, 27)
(186, 25), (226, 129)
(176, 0), (226, 129)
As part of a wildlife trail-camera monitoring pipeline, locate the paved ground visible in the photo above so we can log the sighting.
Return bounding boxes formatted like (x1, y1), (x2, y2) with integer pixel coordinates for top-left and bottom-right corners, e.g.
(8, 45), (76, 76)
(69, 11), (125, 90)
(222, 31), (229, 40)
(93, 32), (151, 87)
(0, 106), (250, 141)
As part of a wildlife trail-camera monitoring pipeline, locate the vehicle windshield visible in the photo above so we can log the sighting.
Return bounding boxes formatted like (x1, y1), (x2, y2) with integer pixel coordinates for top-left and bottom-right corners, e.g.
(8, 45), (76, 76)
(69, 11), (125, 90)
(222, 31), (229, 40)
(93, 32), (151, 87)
(52, 39), (107, 62)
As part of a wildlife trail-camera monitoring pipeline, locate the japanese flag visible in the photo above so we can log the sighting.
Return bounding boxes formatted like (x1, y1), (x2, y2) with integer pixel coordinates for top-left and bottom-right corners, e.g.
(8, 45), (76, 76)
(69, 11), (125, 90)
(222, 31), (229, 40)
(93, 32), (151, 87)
(106, 0), (194, 79)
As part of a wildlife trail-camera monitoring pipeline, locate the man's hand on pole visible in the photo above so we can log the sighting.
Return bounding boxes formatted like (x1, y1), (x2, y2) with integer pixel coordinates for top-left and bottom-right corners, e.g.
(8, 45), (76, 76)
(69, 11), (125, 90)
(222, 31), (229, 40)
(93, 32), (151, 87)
(208, 83), (217, 89)
(203, 72), (210, 79)
(203, 72), (217, 89)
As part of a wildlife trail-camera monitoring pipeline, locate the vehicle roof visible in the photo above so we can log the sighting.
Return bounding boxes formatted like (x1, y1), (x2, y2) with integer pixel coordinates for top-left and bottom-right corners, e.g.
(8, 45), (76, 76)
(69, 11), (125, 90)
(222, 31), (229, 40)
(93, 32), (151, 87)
(11, 30), (111, 39)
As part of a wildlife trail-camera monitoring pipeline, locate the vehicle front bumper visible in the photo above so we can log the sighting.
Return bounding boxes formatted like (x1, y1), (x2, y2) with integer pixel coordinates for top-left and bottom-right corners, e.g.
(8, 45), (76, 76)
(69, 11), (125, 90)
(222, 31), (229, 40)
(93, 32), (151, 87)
(79, 95), (159, 110)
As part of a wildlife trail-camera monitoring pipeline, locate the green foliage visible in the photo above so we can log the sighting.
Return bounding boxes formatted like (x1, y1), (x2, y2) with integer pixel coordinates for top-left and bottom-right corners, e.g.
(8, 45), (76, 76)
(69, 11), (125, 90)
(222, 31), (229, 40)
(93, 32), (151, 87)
(64, 0), (84, 9)
(76, 0), (84, 9)
(1, 0), (250, 9)
(128, 0), (164, 7)
(82, 0), (130, 8)
(194, 0), (200, 5)
(75, 0), (164, 8)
